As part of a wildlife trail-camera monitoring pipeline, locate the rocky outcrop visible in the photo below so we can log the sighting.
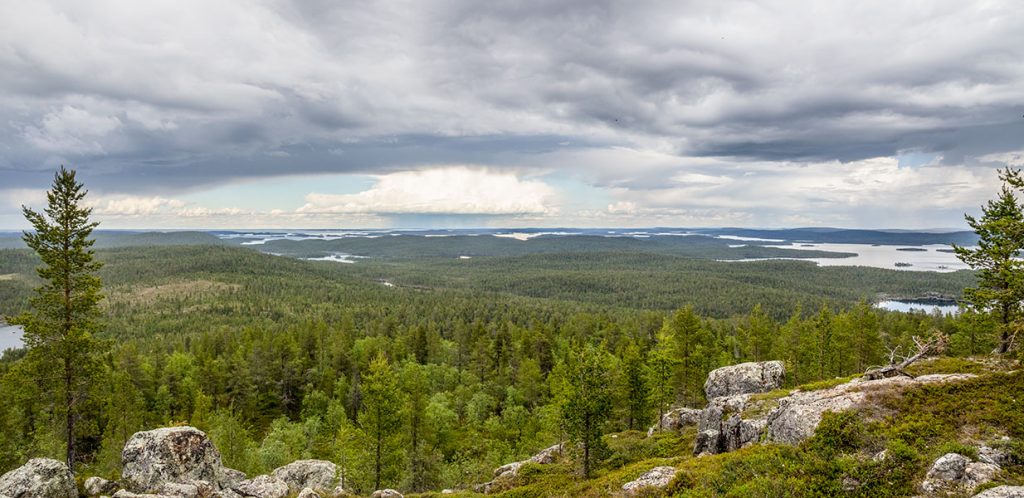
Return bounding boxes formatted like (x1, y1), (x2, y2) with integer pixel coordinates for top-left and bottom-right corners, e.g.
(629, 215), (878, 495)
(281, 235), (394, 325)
(647, 407), (701, 436)
(84, 476), (119, 496)
(974, 486), (1024, 498)
(693, 394), (765, 455)
(270, 460), (339, 494)
(232, 475), (289, 498)
(703, 361), (785, 399)
(371, 490), (403, 498)
(121, 426), (225, 493)
(112, 490), (178, 498)
(691, 366), (980, 455)
(921, 452), (1003, 495)
(476, 443), (565, 493)
(621, 466), (676, 495)
(0, 458), (77, 498)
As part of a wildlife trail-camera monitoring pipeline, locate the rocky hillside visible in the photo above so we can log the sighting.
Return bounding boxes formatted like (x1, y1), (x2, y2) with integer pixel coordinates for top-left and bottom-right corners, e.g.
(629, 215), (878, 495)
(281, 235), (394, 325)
(1, 357), (1021, 498)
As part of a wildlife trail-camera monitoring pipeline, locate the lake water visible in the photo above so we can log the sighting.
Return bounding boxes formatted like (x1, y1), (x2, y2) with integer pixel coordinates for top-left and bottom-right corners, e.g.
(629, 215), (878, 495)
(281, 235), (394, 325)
(875, 300), (960, 315)
(0, 325), (23, 351)
(760, 243), (969, 272)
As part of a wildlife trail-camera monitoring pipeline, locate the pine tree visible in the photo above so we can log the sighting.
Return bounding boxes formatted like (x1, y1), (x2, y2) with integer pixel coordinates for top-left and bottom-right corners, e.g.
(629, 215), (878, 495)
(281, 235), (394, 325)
(646, 328), (678, 429)
(621, 343), (648, 431)
(359, 353), (404, 490)
(560, 344), (612, 478)
(8, 166), (105, 472)
(954, 168), (1024, 354)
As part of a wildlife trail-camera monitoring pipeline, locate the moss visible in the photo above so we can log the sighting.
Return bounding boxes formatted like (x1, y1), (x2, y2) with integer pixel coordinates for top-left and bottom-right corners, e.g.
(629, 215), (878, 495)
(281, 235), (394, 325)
(904, 355), (1018, 376)
(796, 374), (861, 392)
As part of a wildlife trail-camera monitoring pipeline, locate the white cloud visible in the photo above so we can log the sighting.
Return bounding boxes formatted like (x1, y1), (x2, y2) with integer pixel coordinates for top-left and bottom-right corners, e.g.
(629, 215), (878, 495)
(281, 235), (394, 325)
(88, 195), (185, 216)
(22, 105), (122, 154)
(298, 167), (557, 215)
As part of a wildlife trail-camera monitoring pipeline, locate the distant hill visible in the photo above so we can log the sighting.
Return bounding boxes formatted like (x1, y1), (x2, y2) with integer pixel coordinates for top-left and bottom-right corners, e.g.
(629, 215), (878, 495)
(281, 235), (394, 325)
(0, 231), (226, 249)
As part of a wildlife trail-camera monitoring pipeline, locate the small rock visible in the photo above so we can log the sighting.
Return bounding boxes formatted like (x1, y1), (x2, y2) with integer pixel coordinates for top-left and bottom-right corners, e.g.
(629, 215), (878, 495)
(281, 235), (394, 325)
(927, 453), (970, 482)
(979, 445), (1013, 467)
(965, 462), (1001, 488)
(841, 476), (861, 492)
(622, 466), (676, 495)
(648, 407), (702, 435)
(85, 476), (120, 496)
(0, 458), (77, 498)
(528, 443), (563, 465)
(441, 489), (454, 494)
(271, 460), (339, 493)
(112, 491), (178, 498)
(973, 486), (1024, 497)
(493, 461), (522, 478)
(296, 488), (320, 498)
(232, 475), (289, 498)
(370, 490), (403, 498)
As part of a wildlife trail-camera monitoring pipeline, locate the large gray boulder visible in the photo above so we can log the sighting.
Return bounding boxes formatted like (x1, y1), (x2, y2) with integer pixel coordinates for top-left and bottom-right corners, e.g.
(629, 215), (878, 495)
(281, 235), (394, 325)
(232, 475), (289, 498)
(0, 458), (77, 498)
(270, 460), (338, 494)
(693, 394), (765, 455)
(622, 466), (676, 495)
(371, 490), (403, 498)
(974, 486), (1024, 498)
(704, 361), (785, 399)
(122, 426), (224, 493)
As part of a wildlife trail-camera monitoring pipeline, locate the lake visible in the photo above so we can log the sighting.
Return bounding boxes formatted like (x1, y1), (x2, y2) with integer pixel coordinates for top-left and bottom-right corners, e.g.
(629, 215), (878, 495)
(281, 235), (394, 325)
(0, 325), (23, 352)
(759, 243), (969, 272)
(875, 300), (960, 315)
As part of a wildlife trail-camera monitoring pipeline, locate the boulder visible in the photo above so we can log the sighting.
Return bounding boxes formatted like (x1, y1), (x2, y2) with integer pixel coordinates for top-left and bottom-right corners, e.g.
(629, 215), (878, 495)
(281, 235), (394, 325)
(0, 458), (77, 498)
(232, 475), (289, 498)
(158, 480), (216, 498)
(974, 486), (1024, 498)
(121, 427), (224, 493)
(965, 462), (1001, 488)
(693, 394), (763, 455)
(296, 488), (320, 498)
(370, 490), (403, 498)
(85, 476), (120, 496)
(219, 469), (247, 489)
(920, 453), (999, 494)
(270, 460), (338, 493)
(704, 361), (785, 399)
(493, 461), (522, 479)
(979, 445), (1013, 467)
(527, 443), (563, 464)
(112, 491), (178, 498)
(622, 466), (676, 495)
(648, 407), (702, 436)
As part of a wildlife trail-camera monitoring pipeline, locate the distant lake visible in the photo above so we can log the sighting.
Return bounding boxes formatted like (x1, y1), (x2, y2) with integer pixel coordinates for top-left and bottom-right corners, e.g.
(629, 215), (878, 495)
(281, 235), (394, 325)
(0, 325), (23, 352)
(758, 243), (970, 272)
(875, 300), (960, 315)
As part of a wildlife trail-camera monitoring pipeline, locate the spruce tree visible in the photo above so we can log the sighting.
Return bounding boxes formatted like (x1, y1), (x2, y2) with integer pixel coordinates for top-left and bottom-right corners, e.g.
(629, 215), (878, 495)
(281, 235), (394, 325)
(8, 166), (104, 472)
(560, 344), (612, 478)
(621, 343), (648, 431)
(954, 168), (1024, 354)
(360, 353), (404, 490)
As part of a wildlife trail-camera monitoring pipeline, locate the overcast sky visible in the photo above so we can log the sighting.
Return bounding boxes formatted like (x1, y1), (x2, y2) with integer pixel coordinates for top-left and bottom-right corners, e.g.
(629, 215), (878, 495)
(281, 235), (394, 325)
(1, 0), (1022, 229)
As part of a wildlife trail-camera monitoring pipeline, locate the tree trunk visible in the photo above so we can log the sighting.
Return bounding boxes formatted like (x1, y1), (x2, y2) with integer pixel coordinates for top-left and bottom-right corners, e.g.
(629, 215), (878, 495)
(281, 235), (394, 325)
(65, 357), (75, 473)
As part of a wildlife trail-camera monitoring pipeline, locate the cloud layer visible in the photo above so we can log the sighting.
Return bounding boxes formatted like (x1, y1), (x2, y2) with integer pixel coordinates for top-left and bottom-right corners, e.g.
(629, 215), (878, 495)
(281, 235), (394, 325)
(1, 0), (1022, 228)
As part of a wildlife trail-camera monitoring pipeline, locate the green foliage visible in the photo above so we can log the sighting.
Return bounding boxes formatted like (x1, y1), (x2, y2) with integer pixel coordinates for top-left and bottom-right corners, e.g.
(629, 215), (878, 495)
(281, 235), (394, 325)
(954, 168), (1024, 354)
(560, 344), (613, 478)
(6, 166), (106, 472)
(361, 353), (406, 490)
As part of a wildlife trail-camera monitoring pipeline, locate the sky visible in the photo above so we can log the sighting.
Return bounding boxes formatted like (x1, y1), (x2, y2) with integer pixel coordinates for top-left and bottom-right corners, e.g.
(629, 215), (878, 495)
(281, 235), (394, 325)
(1, 0), (1022, 230)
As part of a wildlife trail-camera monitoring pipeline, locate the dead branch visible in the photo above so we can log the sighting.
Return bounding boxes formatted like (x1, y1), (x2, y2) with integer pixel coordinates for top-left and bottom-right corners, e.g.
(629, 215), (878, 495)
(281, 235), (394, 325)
(864, 331), (947, 380)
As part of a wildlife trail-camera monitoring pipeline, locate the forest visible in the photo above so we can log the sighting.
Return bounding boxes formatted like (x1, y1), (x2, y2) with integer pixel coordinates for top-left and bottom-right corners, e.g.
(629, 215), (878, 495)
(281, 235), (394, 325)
(0, 239), (994, 493)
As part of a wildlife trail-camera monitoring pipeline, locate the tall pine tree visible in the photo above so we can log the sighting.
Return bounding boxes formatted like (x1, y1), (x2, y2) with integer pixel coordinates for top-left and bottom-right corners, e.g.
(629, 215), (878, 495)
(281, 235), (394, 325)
(954, 168), (1024, 354)
(8, 166), (105, 472)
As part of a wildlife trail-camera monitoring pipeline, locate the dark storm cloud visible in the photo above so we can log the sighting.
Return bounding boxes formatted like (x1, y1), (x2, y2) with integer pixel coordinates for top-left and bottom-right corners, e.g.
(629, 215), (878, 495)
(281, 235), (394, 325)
(0, 0), (1022, 197)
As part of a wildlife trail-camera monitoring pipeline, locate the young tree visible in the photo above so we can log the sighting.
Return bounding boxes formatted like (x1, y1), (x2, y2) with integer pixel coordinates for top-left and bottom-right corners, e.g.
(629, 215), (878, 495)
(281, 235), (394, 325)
(620, 343), (648, 431)
(8, 166), (105, 472)
(560, 344), (613, 478)
(646, 330), (678, 429)
(359, 353), (404, 490)
(954, 168), (1024, 354)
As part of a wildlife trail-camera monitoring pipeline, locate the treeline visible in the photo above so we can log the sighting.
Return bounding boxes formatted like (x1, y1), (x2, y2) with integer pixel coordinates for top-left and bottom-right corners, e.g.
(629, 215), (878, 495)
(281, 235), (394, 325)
(0, 299), (990, 492)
